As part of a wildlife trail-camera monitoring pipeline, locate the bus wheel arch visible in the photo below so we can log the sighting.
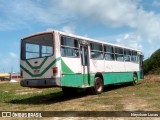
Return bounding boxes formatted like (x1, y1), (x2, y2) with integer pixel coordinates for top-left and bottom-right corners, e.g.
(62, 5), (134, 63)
(90, 73), (104, 95)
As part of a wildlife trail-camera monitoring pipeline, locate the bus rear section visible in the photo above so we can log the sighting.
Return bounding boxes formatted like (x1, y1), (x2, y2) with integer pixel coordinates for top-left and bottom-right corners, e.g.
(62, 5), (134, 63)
(20, 32), (61, 88)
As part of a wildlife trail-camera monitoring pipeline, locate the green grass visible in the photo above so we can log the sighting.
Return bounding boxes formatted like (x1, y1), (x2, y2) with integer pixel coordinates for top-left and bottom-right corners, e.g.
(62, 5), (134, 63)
(0, 75), (160, 113)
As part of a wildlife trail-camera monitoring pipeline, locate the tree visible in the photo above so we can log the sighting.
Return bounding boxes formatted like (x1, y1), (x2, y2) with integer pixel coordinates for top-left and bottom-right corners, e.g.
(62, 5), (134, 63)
(143, 49), (160, 75)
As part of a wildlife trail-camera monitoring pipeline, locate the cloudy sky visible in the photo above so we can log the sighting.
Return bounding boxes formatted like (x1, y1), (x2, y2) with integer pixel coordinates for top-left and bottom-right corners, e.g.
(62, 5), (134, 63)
(0, 0), (160, 72)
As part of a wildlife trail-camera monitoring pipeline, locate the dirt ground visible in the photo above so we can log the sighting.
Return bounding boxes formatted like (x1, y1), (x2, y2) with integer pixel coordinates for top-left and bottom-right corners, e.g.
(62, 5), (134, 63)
(0, 75), (160, 120)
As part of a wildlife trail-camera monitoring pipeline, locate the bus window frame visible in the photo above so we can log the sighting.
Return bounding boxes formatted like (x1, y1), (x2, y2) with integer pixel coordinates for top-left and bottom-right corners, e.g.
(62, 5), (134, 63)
(60, 35), (80, 58)
(114, 47), (124, 62)
(104, 45), (115, 61)
(124, 49), (131, 62)
(21, 33), (54, 60)
(131, 50), (138, 63)
(90, 42), (103, 60)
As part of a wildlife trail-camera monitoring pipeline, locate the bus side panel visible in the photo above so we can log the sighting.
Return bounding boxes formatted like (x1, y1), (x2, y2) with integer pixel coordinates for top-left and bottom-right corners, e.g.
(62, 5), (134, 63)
(60, 57), (83, 88)
(104, 60), (125, 73)
(102, 60), (141, 85)
(90, 59), (105, 73)
(125, 62), (139, 72)
(61, 74), (82, 88)
(103, 72), (133, 85)
(125, 62), (141, 80)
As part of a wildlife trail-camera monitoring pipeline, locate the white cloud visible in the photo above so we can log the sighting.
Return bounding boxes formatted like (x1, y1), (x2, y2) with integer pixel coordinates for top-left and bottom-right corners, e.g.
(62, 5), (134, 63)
(60, 0), (160, 41)
(0, 0), (72, 31)
(61, 24), (76, 34)
(59, 0), (160, 58)
(1, 0), (160, 43)
(136, 10), (160, 41)
(115, 33), (143, 50)
(60, 0), (138, 27)
(98, 33), (143, 50)
(9, 52), (18, 59)
(97, 32), (160, 59)
(0, 0), (159, 58)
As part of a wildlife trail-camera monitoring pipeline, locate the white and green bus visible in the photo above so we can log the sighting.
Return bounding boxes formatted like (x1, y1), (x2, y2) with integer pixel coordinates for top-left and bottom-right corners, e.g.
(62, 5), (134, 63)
(20, 30), (143, 94)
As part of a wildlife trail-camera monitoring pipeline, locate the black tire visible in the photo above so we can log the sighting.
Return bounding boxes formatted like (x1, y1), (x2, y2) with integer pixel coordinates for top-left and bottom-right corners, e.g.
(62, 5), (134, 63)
(90, 77), (104, 95)
(132, 73), (138, 85)
(62, 87), (78, 96)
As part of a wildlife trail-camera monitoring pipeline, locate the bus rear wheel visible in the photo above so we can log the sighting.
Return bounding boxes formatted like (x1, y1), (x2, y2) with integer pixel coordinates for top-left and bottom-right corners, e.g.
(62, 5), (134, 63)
(90, 77), (104, 95)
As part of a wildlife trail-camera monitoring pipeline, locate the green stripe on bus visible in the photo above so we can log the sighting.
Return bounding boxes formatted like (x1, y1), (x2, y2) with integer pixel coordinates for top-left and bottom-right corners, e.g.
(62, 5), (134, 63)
(61, 72), (141, 88)
(26, 57), (48, 69)
(20, 57), (61, 77)
(61, 59), (74, 74)
(20, 65), (33, 77)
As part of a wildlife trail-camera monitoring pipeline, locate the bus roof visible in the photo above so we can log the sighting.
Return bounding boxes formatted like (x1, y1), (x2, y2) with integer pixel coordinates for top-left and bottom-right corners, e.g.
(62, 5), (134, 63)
(21, 30), (142, 53)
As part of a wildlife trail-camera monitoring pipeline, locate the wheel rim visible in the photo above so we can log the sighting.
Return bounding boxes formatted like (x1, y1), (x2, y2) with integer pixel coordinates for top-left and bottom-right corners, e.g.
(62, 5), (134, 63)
(96, 80), (103, 92)
(133, 76), (138, 84)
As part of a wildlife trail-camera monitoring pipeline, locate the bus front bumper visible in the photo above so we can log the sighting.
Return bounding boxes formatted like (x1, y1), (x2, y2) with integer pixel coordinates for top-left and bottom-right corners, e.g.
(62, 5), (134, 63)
(20, 78), (61, 88)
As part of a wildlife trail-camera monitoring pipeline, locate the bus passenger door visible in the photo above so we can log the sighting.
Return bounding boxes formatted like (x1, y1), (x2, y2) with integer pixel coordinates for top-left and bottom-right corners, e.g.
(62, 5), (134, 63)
(80, 44), (90, 86)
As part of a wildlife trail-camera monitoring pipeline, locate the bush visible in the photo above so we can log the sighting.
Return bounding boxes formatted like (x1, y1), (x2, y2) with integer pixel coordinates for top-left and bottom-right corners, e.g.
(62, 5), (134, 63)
(143, 49), (160, 75)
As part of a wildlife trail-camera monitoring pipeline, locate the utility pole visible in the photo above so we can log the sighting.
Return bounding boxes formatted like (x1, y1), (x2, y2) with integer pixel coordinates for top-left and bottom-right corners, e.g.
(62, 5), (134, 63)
(10, 67), (13, 80)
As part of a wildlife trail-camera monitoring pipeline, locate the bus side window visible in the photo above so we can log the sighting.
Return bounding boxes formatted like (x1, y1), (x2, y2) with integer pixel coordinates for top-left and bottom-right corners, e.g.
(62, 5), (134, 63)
(131, 51), (138, 63)
(90, 42), (103, 60)
(115, 47), (124, 61)
(104, 45), (115, 61)
(124, 49), (131, 61)
(61, 36), (79, 57)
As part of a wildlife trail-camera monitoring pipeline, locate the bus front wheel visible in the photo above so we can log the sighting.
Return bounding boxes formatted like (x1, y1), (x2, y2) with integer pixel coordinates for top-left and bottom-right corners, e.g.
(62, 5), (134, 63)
(90, 77), (104, 95)
(133, 73), (138, 85)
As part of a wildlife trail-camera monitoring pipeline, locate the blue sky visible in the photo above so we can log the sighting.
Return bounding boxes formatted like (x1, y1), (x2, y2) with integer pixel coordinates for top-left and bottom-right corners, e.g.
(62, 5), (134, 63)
(0, 0), (160, 73)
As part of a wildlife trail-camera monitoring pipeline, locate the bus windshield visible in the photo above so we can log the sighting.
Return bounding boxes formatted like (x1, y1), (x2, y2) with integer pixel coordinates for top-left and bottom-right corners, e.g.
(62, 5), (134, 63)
(21, 33), (54, 60)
